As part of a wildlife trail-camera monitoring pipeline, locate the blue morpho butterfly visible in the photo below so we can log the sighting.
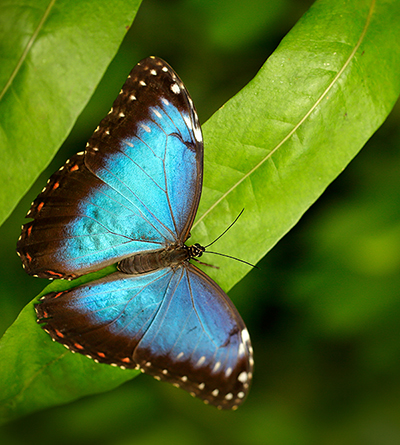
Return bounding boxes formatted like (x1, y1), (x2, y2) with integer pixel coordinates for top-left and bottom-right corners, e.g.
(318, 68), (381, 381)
(17, 56), (253, 410)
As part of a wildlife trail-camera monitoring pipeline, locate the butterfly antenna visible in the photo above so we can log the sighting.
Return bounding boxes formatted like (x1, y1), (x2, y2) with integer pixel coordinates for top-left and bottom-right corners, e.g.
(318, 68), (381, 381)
(205, 250), (258, 269)
(202, 209), (258, 269)
(204, 209), (245, 249)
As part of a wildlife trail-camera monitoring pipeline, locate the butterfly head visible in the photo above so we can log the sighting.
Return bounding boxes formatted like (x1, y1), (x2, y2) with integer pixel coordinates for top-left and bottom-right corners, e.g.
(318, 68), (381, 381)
(188, 243), (205, 259)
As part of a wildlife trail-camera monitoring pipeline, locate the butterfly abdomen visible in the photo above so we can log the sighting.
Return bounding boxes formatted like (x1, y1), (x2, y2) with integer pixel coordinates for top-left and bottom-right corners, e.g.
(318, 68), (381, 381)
(118, 245), (190, 274)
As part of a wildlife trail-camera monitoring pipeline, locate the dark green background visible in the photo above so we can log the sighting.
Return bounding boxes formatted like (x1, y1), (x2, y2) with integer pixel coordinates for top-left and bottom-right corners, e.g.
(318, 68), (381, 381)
(2, 0), (400, 443)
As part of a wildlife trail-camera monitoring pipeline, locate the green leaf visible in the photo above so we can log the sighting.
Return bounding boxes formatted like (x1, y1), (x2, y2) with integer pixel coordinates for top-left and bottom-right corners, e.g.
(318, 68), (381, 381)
(0, 0), (142, 226)
(192, 0), (400, 291)
(2, 0), (400, 424)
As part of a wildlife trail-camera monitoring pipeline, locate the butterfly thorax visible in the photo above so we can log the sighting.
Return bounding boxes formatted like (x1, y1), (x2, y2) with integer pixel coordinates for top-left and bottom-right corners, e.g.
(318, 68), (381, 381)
(117, 243), (205, 275)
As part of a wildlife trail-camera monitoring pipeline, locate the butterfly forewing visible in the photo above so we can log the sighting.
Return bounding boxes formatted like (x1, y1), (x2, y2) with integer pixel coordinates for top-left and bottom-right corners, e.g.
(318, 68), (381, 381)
(17, 57), (203, 279)
(85, 56), (203, 243)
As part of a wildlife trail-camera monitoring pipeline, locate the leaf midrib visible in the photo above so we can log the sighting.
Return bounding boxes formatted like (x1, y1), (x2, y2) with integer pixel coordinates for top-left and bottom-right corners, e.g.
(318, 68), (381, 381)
(0, 0), (57, 102)
(193, 0), (376, 230)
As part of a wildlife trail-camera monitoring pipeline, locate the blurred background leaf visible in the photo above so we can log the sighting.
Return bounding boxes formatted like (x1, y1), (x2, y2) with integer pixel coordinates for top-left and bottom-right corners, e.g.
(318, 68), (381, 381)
(2, 0), (400, 444)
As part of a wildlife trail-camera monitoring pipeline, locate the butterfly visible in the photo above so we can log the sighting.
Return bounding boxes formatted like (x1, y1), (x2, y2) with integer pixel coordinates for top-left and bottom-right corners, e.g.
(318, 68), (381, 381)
(16, 56), (253, 410)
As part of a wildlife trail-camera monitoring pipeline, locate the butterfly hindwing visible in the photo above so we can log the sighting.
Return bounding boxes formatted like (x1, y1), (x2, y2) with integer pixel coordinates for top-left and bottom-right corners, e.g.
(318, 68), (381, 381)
(133, 263), (253, 409)
(17, 57), (203, 279)
(36, 262), (253, 409)
(35, 269), (174, 363)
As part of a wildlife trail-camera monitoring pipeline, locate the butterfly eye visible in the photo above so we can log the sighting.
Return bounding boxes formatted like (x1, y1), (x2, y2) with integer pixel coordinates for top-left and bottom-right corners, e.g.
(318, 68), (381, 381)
(189, 243), (205, 258)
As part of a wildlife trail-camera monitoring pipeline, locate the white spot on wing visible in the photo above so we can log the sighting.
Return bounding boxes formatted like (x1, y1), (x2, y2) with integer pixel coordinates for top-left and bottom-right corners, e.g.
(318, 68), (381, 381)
(140, 124), (151, 133)
(151, 108), (162, 119)
(183, 114), (192, 129)
(212, 361), (221, 373)
(171, 83), (180, 94)
(196, 356), (206, 367)
(237, 371), (248, 383)
(150, 69), (157, 76)
(193, 124), (202, 143)
(241, 328), (250, 344)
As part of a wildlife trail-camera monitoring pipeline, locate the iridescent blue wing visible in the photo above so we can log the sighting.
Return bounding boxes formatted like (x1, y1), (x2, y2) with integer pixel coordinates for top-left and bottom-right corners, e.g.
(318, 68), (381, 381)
(17, 57), (203, 279)
(35, 263), (253, 409)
